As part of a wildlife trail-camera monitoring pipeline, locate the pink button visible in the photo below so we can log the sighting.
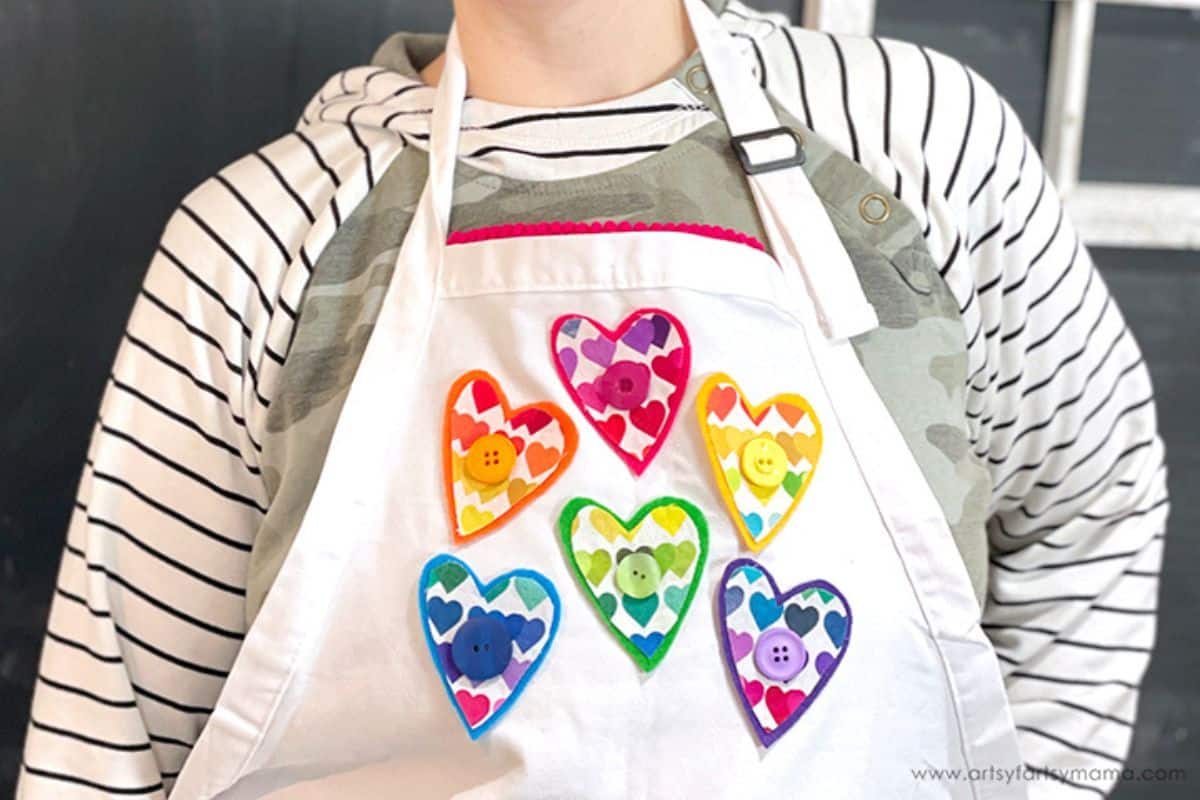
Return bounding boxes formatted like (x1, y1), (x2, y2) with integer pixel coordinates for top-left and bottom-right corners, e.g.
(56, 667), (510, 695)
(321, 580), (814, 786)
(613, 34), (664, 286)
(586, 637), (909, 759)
(596, 360), (651, 411)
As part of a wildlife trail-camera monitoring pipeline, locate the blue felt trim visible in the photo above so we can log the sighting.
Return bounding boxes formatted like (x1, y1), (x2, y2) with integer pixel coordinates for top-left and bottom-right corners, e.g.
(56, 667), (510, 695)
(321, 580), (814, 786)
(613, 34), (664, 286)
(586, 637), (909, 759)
(418, 553), (562, 740)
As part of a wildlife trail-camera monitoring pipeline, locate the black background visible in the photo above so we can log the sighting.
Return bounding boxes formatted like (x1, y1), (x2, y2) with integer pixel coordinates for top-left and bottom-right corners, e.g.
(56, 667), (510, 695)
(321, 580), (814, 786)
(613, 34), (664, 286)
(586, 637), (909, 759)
(1, 1), (1196, 795)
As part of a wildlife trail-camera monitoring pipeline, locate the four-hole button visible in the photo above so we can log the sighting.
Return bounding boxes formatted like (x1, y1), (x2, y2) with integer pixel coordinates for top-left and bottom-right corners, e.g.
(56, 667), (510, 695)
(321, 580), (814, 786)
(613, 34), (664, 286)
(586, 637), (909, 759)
(754, 628), (807, 683)
(464, 433), (517, 485)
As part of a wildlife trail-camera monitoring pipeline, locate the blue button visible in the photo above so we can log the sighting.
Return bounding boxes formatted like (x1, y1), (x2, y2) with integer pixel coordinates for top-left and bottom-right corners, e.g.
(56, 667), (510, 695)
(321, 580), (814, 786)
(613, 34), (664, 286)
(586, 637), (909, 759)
(450, 615), (513, 681)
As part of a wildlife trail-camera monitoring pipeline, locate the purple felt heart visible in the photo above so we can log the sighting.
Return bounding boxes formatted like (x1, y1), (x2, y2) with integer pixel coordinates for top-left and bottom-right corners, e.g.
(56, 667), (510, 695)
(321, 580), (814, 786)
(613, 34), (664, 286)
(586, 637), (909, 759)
(557, 348), (578, 381)
(580, 336), (615, 367)
(502, 658), (532, 690)
(621, 318), (656, 354)
(717, 558), (852, 748)
(728, 629), (754, 662)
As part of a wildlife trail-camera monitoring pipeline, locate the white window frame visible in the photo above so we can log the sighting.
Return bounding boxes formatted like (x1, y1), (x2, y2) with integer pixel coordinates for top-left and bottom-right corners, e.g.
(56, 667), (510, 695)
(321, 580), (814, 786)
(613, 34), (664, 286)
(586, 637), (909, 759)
(805, 0), (1200, 249)
(1044, 0), (1200, 250)
(803, 0), (876, 36)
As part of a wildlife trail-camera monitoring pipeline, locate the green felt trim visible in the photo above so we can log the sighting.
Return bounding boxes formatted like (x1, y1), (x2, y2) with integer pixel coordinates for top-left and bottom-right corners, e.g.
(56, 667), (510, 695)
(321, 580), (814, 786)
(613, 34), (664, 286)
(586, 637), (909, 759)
(557, 495), (709, 672)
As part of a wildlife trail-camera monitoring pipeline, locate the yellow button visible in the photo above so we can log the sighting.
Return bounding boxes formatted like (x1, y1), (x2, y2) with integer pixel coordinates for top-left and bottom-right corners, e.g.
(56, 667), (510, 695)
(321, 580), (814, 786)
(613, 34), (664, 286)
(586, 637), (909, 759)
(740, 438), (789, 489)
(464, 433), (517, 485)
(615, 551), (662, 600)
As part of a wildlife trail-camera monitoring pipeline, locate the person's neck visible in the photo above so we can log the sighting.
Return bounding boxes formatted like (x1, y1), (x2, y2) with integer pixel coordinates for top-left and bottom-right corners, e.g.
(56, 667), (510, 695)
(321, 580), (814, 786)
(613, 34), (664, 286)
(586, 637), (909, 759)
(420, 0), (697, 107)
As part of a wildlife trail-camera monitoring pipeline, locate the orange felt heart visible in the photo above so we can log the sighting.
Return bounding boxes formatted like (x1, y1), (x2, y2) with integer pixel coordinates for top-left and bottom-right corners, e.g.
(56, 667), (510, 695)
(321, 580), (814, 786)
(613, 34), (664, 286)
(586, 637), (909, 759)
(696, 373), (823, 553)
(443, 370), (577, 543)
(525, 443), (563, 478)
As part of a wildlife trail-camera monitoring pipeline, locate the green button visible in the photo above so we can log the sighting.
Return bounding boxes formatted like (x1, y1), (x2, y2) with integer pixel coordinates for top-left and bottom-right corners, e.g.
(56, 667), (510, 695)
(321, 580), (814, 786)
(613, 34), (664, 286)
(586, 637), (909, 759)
(615, 552), (662, 600)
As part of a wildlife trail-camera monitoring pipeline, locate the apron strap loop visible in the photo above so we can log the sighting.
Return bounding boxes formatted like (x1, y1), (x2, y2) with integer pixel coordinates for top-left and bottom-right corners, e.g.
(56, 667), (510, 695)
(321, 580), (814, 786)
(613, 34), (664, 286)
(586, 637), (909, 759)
(730, 126), (807, 175)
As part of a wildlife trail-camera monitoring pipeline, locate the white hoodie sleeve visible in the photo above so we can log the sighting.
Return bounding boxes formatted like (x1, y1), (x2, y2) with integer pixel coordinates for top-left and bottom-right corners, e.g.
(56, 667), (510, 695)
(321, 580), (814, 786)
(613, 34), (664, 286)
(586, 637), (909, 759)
(730, 9), (1169, 792)
(17, 80), (402, 796)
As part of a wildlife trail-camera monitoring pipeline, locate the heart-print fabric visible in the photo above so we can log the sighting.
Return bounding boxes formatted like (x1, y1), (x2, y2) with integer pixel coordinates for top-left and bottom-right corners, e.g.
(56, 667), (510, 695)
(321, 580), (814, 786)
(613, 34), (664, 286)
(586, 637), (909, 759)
(558, 496), (708, 671)
(719, 559), (851, 748)
(419, 554), (561, 739)
(443, 370), (577, 542)
(696, 373), (822, 552)
(551, 309), (691, 475)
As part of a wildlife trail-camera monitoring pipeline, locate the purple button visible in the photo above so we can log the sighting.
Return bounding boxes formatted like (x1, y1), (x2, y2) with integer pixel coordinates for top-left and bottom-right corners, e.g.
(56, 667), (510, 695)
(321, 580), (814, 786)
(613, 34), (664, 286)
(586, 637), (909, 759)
(595, 360), (651, 411)
(754, 628), (807, 683)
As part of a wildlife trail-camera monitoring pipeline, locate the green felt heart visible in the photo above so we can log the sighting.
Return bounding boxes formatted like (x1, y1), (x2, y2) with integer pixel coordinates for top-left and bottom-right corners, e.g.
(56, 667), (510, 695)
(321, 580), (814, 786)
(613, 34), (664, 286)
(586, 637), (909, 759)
(783, 470), (806, 498)
(652, 543), (676, 577)
(430, 561), (468, 592)
(802, 587), (836, 604)
(671, 541), (697, 577)
(514, 576), (549, 610)
(597, 593), (618, 619)
(664, 585), (687, 614)
(558, 496), (710, 672)
(724, 466), (742, 494)
(622, 593), (659, 628)
(483, 577), (510, 602)
(575, 549), (612, 587)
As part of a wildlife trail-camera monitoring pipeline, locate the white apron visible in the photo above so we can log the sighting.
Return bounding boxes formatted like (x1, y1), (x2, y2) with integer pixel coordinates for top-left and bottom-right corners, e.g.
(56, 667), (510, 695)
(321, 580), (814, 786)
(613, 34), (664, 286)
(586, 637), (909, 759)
(172, 2), (1026, 797)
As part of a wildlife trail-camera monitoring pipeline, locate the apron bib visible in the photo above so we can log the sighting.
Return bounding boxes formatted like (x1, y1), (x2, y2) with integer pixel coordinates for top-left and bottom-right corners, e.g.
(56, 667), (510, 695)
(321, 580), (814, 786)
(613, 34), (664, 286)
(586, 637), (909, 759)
(173, 2), (1025, 797)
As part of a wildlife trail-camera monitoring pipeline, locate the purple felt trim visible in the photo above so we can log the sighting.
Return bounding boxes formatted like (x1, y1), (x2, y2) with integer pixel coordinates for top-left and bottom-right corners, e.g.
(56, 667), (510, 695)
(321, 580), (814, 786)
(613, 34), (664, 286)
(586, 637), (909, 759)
(716, 558), (853, 749)
(549, 308), (691, 476)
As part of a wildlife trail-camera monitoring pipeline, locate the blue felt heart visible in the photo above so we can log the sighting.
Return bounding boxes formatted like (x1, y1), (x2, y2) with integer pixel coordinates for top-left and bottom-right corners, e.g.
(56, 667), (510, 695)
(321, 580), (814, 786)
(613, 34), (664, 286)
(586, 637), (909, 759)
(436, 641), (461, 682)
(515, 618), (546, 653)
(428, 596), (463, 634)
(723, 586), (745, 616)
(419, 554), (561, 741)
(631, 633), (665, 658)
(824, 610), (848, 648)
(785, 603), (819, 637)
(742, 512), (764, 539)
(739, 565), (764, 584)
(467, 608), (546, 653)
(749, 592), (783, 631)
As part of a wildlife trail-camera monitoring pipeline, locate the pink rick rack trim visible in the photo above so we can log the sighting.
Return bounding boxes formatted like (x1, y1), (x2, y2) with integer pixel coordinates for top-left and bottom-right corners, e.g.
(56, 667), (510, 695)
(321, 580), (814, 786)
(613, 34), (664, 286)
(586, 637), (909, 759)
(446, 220), (767, 251)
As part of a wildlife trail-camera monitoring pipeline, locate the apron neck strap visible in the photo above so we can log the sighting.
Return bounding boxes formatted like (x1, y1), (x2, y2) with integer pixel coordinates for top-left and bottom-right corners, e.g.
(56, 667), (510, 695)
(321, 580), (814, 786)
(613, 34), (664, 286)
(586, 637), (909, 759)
(425, 0), (879, 340)
(426, 0), (788, 234)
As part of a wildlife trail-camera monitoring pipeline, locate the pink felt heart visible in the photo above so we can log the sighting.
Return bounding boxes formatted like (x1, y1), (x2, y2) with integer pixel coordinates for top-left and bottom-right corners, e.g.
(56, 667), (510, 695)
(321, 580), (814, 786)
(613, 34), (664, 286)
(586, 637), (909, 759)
(455, 690), (491, 726)
(551, 309), (691, 475)
(742, 676), (765, 707)
(765, 686), (807, 726)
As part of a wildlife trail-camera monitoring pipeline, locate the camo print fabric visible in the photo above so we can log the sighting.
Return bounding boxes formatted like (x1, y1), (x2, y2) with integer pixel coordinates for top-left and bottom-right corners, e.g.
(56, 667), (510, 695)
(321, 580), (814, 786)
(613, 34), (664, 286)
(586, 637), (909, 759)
(248, 44), (991, 623)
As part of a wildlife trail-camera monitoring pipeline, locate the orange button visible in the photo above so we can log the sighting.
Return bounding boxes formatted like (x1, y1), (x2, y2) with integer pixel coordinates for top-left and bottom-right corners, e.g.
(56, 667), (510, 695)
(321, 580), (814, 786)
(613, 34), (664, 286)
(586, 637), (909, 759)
(464, 433), (517, 485)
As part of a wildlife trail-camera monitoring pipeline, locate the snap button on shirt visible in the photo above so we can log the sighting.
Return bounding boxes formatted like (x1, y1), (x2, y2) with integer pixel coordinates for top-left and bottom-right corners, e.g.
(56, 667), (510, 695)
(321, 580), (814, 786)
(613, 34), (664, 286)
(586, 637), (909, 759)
(596, 360), (651, 411)
(754, 628), (807, 682)
(464, 433), (517, 485)
(615, 552), (662, 599)
(740, 438), (789, 489)
(450, 615), (514, 681)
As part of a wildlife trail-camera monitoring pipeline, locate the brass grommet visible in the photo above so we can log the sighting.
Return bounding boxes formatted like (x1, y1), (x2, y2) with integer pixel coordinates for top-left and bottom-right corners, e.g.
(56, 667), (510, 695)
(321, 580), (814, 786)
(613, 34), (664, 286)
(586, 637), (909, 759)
(686, 64), (713, 95)
(859, 192), (891, 225)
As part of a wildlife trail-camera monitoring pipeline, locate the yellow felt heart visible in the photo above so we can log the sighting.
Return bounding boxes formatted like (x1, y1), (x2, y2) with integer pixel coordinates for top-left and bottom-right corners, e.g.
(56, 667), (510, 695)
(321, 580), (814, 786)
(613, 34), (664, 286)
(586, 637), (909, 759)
(589, 507), (636, 542)
(460, 505), (495, 536)
(650, 504), (688, 535)
(696, 373), (823, 553)
(711, 426), (756, 460)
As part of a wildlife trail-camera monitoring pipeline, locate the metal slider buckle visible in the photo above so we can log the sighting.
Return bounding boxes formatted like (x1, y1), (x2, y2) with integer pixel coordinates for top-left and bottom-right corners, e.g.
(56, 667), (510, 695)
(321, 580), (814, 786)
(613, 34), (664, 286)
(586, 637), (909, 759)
(730, 126), (807, 175)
